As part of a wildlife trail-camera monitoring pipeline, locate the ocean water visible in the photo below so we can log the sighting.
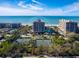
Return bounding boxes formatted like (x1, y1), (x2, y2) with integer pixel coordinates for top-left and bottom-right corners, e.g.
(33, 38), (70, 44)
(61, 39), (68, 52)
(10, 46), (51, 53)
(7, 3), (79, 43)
(0, 16), (79, 25)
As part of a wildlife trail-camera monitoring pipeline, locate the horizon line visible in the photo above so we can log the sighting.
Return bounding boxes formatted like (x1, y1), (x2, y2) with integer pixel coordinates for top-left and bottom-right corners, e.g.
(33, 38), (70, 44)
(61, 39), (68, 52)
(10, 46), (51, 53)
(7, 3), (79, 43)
(0, 15), (79, 16)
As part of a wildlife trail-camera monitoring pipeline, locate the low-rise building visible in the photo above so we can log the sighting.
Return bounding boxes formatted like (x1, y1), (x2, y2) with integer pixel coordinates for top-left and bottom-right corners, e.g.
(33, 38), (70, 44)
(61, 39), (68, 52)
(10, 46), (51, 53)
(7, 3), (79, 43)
(35, 39), (52, 47)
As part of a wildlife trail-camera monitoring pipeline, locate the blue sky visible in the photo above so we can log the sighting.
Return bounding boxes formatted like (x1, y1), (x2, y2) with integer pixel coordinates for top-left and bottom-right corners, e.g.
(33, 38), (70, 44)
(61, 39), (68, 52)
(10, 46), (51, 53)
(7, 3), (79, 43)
(0, 0), (79, 16)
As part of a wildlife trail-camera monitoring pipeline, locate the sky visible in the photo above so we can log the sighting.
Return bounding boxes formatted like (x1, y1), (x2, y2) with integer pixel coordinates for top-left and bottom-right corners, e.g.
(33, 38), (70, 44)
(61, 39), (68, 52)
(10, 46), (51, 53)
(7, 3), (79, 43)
(0, 0), (79, 16)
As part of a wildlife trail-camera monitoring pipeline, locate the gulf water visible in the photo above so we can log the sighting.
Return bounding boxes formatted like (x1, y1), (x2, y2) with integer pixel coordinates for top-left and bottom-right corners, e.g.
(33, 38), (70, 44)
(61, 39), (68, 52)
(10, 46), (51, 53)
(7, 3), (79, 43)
(0, 16), (79, 25)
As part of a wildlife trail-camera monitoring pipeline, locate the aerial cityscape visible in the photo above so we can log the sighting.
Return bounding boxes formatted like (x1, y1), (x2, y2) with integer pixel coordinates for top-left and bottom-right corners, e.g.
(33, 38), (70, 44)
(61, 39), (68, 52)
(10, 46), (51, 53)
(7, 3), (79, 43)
(0, 17), (79, 58)
(0, 0), (79, 58)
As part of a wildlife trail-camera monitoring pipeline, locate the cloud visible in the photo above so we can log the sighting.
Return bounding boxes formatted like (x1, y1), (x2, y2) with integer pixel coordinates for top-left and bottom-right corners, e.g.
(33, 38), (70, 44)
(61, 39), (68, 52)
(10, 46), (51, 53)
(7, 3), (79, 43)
(62, 2), (79, 16)
(28, 4), (44, 11)
(0, 7), (37, 16)
(32, 0), (41, 4)
(43, 2), (79, 16)
(63, 2), (79, 13)
(18, 0), (44, 11)
(16, 0), (79, 16)
(0, 1), (79, 16)
(18, 1), (27, 8)
(32, 0), (44, 6)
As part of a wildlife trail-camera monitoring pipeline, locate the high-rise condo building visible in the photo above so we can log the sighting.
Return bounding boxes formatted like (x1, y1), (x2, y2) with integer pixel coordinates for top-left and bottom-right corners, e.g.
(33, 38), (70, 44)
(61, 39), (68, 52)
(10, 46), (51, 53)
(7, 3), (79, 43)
(59, 19), (78, 34)
(33, 20), (45, 34)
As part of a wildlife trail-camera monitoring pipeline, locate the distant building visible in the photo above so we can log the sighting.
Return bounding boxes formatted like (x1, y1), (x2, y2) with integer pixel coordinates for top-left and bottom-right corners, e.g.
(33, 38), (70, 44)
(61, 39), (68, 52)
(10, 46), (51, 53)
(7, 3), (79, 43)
(33, 20), (45, 34)
(0, 23), (21, 28)
(76, 26), (79, 33)
(59, 19), (78, 34)
(0, 23), (5, 28)
(11, 23), (21, 28)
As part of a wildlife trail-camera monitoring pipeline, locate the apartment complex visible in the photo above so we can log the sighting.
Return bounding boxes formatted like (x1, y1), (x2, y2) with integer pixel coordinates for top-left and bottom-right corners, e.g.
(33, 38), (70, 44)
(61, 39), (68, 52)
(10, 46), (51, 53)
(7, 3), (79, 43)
(33, 20), (45, 34)
(0, 23), (21, 28)
(59, 19), (78, 34)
